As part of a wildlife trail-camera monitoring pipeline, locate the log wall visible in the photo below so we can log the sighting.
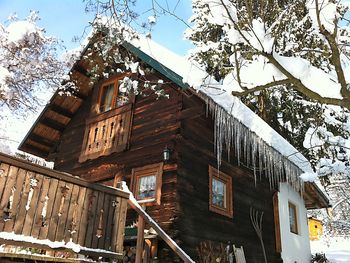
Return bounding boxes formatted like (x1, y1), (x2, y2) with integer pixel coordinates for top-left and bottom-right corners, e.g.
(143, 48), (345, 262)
(176, 94), (283, 263)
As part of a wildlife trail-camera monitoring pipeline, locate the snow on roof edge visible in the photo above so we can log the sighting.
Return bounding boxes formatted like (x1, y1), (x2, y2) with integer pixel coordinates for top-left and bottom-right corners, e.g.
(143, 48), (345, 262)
(131, 35), (313, 174)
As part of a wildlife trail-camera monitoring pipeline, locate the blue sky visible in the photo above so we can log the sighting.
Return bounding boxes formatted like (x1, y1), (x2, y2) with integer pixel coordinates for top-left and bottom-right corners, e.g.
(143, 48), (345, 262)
(0, 0), (193, 55)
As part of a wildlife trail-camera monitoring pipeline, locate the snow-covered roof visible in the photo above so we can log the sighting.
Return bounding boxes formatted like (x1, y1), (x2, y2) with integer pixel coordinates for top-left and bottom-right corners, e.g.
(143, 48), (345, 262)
(129, 35), (314, 189)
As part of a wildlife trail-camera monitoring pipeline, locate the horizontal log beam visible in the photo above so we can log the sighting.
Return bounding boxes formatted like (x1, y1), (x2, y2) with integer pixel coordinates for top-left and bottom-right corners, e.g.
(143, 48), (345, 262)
(0, 152), (130, 199)
(73, 64), (90, 78)
(49, 104), (74, 119)
(28, 133), (56, 148)
(19, 144), (49, 159)
(177, 107), (204, 120)
(40, 117), (66, 132)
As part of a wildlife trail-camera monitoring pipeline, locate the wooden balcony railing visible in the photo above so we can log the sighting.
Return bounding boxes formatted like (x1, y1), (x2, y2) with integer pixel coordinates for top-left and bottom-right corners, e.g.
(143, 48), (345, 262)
(79, 104), (133, 162)
(0, 153), (129, 259)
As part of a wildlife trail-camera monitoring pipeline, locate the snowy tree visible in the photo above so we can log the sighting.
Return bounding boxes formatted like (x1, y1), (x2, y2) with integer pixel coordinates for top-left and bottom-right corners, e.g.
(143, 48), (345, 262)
(0, 11), (69, 116)
(185, 0), (350, 235)
(185, 0), (350, 176)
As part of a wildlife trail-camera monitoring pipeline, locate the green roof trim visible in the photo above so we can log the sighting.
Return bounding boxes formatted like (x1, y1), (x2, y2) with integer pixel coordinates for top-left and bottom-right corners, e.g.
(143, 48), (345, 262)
(122, 42), (189, 90)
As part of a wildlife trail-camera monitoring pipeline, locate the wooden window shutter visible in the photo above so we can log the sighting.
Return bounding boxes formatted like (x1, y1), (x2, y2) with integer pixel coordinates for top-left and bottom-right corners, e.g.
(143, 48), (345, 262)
(273, 192), (282, 253)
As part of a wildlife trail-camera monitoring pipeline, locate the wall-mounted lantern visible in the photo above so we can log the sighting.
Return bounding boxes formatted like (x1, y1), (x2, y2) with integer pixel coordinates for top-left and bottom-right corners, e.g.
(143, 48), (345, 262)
(163, 145), (171, 161)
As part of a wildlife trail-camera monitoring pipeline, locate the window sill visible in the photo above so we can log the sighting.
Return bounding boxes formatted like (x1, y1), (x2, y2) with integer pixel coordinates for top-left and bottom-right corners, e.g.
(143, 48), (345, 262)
(209, 205), (233, 218)
(290, 231), (300, 236)
(137, 198), (156, 204)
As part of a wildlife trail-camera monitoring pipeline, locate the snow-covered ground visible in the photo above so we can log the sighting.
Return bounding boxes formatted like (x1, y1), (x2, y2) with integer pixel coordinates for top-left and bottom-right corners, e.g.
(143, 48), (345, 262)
(311, 237), (350, 262)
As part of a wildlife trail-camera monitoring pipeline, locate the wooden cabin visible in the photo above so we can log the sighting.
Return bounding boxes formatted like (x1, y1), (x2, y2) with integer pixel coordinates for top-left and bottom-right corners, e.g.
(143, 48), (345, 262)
(16, 34), (329, 263)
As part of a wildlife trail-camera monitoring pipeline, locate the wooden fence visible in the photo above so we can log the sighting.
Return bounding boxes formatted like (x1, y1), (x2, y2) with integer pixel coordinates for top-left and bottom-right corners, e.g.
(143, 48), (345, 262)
(0, 152), (129, 259)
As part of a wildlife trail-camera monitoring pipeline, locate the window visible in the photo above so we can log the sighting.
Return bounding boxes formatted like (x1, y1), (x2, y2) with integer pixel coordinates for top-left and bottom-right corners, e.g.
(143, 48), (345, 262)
(99, 83), (115, 112)
(131, 163), (163, 205)
(289, 201), (298, 234)
(98, 76), (130, 113)
(208, 166), (233, 218)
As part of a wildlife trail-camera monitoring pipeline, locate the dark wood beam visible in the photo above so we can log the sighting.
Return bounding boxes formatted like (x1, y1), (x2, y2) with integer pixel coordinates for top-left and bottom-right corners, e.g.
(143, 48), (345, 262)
(177, 107), (204, 120)
(28, 133), (56, 148)
(73, 64), (90, 77)
(57, 84), (87, 100)
(40, 117), (66, 132)
(49, 104), (74, 119)
(67, 88), (87, 100)
(20, 144), (49, 159)
(0, 152), (130, 198)
(304, 182), (330, 209)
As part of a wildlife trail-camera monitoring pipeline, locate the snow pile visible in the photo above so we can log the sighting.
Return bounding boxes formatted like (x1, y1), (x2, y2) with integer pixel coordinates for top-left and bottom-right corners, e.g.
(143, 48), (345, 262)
(274, 54), (342, 100)
(6, 20), (40, 46)
(311, 237), (350, 263)
(307, 0), (339, 33)
(0, 231), (116, 255)
(300, 172), (318, 182)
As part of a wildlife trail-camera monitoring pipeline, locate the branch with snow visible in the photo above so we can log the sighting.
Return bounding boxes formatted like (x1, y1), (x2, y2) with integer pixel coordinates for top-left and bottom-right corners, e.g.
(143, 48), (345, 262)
(0, 12), (71, 116)
(186, 0), (350, 108)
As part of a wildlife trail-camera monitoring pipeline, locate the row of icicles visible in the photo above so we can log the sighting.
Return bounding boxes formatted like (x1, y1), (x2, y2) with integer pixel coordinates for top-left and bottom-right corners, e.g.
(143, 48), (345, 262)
(205, 97), (304, 192)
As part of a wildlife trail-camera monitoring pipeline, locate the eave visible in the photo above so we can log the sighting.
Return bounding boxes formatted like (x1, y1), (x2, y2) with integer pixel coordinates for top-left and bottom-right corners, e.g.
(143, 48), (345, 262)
(122, 42), (189, 90)
(303, 182), (330, 209)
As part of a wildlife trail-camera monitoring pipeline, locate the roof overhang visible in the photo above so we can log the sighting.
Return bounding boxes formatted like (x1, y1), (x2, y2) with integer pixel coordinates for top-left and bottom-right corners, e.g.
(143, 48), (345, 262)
(303, 182), (330, 209)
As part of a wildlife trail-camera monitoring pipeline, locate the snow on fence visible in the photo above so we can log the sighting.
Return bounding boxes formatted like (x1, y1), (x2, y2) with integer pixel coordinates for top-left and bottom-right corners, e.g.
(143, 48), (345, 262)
(0, 152), (129, 259)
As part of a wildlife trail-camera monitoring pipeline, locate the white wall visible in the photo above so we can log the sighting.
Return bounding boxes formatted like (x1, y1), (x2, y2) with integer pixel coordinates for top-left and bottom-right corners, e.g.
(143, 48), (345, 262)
(278, 182), (311, 263)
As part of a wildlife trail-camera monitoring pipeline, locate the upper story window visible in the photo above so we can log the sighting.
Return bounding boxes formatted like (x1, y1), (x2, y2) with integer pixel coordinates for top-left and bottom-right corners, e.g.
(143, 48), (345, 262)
(209, 166), (233, 218)
(79, 75), (133, 163)
(131, 163), (163, 205)
(288, 201), (299, 234)
(98, 77), (129, 113)
(99, 82), (116, 112)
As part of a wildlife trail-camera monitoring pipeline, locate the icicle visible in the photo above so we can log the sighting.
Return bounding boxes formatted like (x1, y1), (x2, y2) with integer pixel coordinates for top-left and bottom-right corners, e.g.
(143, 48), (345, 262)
(205, 97), (304, 192)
